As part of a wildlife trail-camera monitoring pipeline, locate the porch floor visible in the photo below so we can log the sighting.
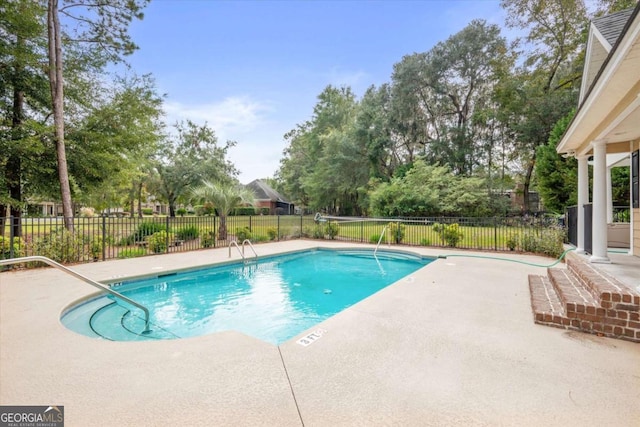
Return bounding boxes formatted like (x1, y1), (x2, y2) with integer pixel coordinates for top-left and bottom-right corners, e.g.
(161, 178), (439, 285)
(589, 250), (640, 293)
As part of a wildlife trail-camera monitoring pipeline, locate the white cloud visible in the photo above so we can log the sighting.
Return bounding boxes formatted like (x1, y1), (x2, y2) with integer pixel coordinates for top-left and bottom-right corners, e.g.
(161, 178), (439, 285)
(162, 95), (287, 183)
(164, 96), (272, 142)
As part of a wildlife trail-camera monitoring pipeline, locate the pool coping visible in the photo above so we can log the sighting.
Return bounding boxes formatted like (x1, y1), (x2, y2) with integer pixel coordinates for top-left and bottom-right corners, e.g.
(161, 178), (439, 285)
(1, 240), (639, 426)
(61, 246), (434, 344)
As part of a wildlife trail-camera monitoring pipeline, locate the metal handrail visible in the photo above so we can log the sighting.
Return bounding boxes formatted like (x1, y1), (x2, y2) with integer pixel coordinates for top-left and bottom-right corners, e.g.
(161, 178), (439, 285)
(241, 239), (258, 259)
(0, 256), (150, 333)
(229, 241), (245, 259)
(374, 225), (388, 255)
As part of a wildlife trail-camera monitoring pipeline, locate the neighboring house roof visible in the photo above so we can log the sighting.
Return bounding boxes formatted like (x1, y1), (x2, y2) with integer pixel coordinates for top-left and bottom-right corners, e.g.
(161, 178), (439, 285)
(593, 8), (635, 47)
(245, 179), (290, 203)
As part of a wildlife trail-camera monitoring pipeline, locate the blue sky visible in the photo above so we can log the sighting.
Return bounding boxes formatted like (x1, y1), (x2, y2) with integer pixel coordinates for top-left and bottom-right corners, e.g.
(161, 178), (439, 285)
(123, 0), (508, 183)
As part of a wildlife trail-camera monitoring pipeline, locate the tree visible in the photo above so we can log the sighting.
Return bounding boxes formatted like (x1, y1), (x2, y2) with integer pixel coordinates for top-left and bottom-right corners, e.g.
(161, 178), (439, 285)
(499, 0), (588, 210)
(390, 20), (510, 176)
(354, 84), (395, 180)
(278, 86), (367, 214)
(46, 0), (149, 229)
(535, 110), (578, 213)
(1, 0), (49, 237)
(191, 181), (255, 240)
(149, 121), (238, 216)
(65, 74), (164, 211)
(369, 160), (494, 217)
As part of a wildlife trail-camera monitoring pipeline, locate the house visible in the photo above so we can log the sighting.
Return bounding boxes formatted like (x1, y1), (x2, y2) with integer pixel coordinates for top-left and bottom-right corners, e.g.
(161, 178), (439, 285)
(557, 5), (640, 262)
(245, 180), (295, 215)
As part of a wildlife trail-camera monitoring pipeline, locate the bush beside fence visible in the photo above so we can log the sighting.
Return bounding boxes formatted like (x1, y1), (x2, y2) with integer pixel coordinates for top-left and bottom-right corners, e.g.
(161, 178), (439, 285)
(0, 215), (565, 268)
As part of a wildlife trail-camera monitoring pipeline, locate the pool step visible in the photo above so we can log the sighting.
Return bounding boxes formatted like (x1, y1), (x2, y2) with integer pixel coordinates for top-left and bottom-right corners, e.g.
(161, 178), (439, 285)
(528, 252), (640, 343)
(89, 301), (175, 341)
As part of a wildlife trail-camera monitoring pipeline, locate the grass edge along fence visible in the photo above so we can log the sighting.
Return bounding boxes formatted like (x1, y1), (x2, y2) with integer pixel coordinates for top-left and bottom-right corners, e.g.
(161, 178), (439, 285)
(1, 215), (565, 268)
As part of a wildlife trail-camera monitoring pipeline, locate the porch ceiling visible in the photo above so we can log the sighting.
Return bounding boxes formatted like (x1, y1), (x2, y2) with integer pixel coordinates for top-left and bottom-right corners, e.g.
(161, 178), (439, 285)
(558, 9), (640, 155)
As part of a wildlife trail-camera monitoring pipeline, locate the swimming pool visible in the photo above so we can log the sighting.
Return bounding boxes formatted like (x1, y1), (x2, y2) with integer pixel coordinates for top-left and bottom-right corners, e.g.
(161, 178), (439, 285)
(61, 249), (432, 345)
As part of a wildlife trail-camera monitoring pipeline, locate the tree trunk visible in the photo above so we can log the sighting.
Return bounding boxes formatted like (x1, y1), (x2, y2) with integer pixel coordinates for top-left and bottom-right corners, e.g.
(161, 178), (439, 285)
(0, 205), (6, 238)
(218, 215), (227, 240)
(6, 154), (22, 238)
(129, 187), (135, 218)
(137, 182), (143, 218)
(47, 0), (74, 231)
(523, 155), (536, 214)
(7, 35), (24, 238)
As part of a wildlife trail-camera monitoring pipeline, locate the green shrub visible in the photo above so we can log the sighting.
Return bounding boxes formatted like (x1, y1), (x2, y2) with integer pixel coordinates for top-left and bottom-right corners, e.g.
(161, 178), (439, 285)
(520, 234), (537, 253)
(117, 247), (147, 259)
(235, 226), (252, 241)
(312, 224), (325, 239)
(369, 234), (382, 244)
(1, 236), (27, 270)
(420, 238), (431, 246)
(89, 236), (104, 260)
(325, 222), (339, 239)
(0, 236), (25, 270)
(232, 207), (256, 216)
(201, 231), (216, 248)
(289, 226), (303, 239)
(121, 221), (166, 245)
(252, 234), (268, 243)
(259, 208), (270, 215)
(141, 208), (153, 215)
(175, 225), (200, 240)
(33, 228), (87, 263)
(506, 235), (517, 251)
(433, 222), (463, 247)
(267, 227), (278, 241)
(387, 222), (405, 244)
(176, 208), (187, 217)
(194, 203), (216, 216)
(519, 228), (564, 257)
(310, 222), (339, 239)
(0, 236), (25, 259)
(301, 226), (313, 238)
(147, 231), (175, 254)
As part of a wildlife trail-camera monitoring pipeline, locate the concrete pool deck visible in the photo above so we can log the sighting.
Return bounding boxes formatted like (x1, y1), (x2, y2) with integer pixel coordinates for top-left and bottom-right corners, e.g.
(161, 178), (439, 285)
(1, 240), (638, 426)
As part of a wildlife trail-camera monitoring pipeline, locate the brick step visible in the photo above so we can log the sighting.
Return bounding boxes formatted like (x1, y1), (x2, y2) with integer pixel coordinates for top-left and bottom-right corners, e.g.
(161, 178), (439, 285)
(547, 268), (599, 316)
(566, 251), (640, 309)
(529, 274), (568, 327)
(528, 267), (640, 343)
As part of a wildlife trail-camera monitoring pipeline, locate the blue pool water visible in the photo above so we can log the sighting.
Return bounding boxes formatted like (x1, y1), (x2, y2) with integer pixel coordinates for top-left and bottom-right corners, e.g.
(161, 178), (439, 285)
(62, 249), (432, 344)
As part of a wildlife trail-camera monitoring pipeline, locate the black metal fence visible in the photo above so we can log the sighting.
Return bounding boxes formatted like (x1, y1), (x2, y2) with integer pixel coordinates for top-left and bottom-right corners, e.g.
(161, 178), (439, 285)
(0, 214), (565, 268)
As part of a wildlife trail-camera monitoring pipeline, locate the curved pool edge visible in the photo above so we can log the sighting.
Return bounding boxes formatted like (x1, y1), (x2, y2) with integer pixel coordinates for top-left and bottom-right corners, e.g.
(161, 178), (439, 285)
(60, 244), (433, 343)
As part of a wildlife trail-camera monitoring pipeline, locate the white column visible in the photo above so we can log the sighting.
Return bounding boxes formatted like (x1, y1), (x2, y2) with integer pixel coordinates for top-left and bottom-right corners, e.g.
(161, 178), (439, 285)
(576, 155), (589, 254)
(590, 140), (610, 263)
(606, 166), (613, 223)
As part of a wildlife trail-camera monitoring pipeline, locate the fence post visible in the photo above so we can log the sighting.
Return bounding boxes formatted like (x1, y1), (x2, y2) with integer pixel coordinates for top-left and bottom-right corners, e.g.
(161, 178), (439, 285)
(361, 221), (364, 243)
(9, 216), (15, 258)
(165, 216), (170, 253)
(213, 216), (217, 248)
(300, 214), (303, 239)
(249, 215), (252, 232)
(494, 217), (498, 251)
(102, 215), (107, 261)
(277, 215), (280, 241)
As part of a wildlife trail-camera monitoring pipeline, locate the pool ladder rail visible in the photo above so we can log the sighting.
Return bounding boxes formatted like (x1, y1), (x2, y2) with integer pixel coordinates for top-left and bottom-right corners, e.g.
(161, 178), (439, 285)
(228, 239), (258, 261)
(0, 255), (151, 334)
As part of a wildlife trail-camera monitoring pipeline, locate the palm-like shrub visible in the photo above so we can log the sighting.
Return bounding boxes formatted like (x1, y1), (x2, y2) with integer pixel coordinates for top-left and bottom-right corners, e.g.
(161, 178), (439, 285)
(191, 181), (255, 240)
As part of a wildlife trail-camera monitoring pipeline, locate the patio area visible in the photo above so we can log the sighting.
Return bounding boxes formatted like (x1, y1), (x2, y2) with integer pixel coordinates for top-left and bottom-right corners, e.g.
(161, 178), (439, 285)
(1, 241), (639, 426)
